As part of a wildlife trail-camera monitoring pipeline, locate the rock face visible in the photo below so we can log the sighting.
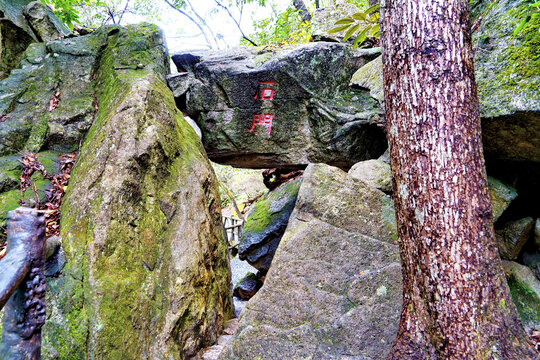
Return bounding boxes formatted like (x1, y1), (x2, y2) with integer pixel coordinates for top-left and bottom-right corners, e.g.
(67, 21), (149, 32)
(40, 24), (233, 360)
(497, 217), (535, 260)
(238, 178), (302, 271)
(0, 0), (36, 79)
(503, 261), (540, 331)
(220, 164), (401, 360)
(349, 158), (392, 193)
(168, 43), (386, 169)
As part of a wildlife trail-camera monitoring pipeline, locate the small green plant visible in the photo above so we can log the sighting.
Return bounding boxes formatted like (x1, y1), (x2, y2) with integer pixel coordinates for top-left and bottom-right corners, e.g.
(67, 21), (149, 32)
(328, 4), (380, 48)
(514, 1), (540, 35)
(245, 6), (311, 46)
(40, 0), (107, 29)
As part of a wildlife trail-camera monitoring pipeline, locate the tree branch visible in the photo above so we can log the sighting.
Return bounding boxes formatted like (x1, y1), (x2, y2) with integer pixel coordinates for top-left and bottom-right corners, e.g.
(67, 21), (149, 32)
(162, 0), (215, 49)
(117, 0), (130, 25)
(185, 0), (220, 49)
(292, 0), (311, 22)
(214, 0), (258, 46)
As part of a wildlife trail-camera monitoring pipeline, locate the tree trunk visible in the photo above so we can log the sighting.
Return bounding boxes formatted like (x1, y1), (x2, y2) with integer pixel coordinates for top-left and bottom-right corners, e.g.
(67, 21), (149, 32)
(380, 0), (537, 359)
(292, 0), (311, 22)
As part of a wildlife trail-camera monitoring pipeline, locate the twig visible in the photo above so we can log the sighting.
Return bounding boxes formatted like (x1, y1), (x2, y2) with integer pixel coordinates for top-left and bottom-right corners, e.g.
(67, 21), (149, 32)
(214, 0), (258, 46)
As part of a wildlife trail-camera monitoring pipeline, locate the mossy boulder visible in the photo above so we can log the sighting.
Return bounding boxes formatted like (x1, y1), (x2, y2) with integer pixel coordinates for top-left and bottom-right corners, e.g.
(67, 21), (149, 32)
(168, 42), (385, 169)
(220, 164), (401, 360)
(238, 177), (301, 271)
(0, 30), (107, 157)
(350, 55), (384, 102)
(472, 0), (539, 164)
(502, 260), (540, 332)
(0, 0), (37, 78)
(32, 24), (233, 359)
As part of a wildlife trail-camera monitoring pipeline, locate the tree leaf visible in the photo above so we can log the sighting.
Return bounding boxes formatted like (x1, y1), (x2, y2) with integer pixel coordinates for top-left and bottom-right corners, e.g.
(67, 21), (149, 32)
(328, 24), (351, 34)
(513, 15), (531, 35)
(365, 4), (379, 15)
(334, 17), (355, 25)
(370, 24), (380, 36)
(352, 12), (367, 21)
(353, 26), (370, 48)
(343, 23), (360, 41)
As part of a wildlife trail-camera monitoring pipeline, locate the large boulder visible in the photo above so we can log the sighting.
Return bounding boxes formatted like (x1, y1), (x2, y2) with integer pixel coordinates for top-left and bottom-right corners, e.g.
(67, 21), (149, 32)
(497, 217), (535, 260)
(23, 1), (71, 42)
(168, 43), (386, 169)
(169, 1), (538, 172)
(220, 164), (401, 360)
(0, 24), (233, 359)
(503, 261), (540, 332)
(238, 177), (302, 271)
(471, 0), (539, 164)
(0, 0), (36, 78)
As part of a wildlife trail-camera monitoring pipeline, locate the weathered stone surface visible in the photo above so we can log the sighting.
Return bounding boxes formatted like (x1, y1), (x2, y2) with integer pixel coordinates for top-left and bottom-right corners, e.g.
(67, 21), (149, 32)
(0, 0), (36, 78)
(24, 1), (71, 41)
(0, 32), (106, 157)
(39, 24), (233, 359)
(350, 55), (383, 102)
(220, 164), (401, 360)
(522, 251), (540, 281)
(488, 176), (518, 222)
(239, 178), (301, 271)
(169, 42), (385, 169)
(233, 272), (263, 301)
(349, 158), (392, 193)
(502, 260), (540, 332)
(497, 217), (535, 260)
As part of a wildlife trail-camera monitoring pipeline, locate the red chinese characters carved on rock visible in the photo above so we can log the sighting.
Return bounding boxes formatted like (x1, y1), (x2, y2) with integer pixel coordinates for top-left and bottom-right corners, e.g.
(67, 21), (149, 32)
(250, 81), (275, 135)
(249, 114), (273, 134)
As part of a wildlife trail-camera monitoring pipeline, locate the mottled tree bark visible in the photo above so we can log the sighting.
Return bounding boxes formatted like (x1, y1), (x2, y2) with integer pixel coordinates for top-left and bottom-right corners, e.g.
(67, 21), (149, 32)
(380, 0), (537, 359)
(292, 0), (312, 22)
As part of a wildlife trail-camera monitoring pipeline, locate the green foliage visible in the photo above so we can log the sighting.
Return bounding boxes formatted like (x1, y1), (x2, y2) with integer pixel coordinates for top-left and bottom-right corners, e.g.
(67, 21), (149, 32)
(40, 0), (107, 29)
(245, 6), (311, 46)
(329, 4), (380, 48)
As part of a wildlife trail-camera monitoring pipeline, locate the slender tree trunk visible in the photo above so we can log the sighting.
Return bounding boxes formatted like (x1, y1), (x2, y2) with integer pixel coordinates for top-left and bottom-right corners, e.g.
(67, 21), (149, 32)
(292, 0), (311, 22)
(380, 0), (537, 359)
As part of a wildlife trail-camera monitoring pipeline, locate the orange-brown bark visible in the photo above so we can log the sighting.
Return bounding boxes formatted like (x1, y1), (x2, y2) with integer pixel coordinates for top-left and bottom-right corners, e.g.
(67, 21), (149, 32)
(380, 0), (537, 358)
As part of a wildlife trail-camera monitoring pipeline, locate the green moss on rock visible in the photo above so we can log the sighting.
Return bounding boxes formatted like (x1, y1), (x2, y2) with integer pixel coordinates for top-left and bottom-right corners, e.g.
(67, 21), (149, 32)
(43, 23), (231, 360)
